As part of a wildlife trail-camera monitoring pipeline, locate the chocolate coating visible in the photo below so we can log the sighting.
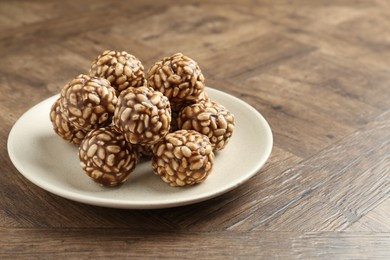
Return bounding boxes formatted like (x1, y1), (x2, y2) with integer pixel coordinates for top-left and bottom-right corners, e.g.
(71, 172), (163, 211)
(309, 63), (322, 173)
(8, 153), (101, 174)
(147, 53), (205, 109)
(113, 86), (171, 146)
(60, 74), (117, 131)
(89, 50), (145, 95)
(134, 144), (154, 158)
(49, 98), (87, 145)
(170, 91), (209, 132)
(178, 100), (235, 151)
(79, 126), (138, 186)
(152, 130), (214, 187)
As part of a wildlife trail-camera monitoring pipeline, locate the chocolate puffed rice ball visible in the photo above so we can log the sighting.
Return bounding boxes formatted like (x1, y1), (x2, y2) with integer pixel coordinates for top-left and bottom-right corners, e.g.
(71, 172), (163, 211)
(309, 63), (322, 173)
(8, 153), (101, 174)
(79, 126), (138, 187)
(113, 86), (171, 146)
(50, 98), (87, 145)
(89, 50), (145, 95)
(134, 144), (154, 158)
(178, 100), (235, 151)
(152, 130), (214, 187)
(60, 74), (117, 131)
(170, 91), (210, 132)
(147, 53), (205, 109)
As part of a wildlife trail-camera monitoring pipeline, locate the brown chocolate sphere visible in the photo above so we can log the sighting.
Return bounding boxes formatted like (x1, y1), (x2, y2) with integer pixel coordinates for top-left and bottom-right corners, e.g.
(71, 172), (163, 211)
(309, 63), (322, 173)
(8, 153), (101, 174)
(89, 50), (145, 95)
(177, 100), (235, 151)
(49, 98), (87, 145)
(60, 74), (117, 131)
(152, 130), (214, 187)
(170, 91), (209, 132)
(147, 53), (205, 109)
(79, 126), (138, 186)
(113, 86), (171, 146)
(134, 144), (154, 158)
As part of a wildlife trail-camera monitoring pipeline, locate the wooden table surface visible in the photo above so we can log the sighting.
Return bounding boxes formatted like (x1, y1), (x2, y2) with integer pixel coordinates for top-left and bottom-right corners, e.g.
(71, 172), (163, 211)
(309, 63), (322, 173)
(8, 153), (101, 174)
(2, 0), (390, 258)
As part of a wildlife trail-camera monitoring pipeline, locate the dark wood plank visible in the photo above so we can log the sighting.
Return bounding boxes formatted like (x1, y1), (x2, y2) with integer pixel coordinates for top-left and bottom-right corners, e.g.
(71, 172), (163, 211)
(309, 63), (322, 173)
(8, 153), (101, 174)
(347, 199), (390, 232)
(1, 228), (390, 259)
(248, 110), (390, 231)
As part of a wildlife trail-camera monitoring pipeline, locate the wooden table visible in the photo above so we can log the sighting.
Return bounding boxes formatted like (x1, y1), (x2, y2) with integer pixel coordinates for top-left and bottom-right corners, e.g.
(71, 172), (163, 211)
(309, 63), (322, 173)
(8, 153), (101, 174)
(1, 0), (390, 258)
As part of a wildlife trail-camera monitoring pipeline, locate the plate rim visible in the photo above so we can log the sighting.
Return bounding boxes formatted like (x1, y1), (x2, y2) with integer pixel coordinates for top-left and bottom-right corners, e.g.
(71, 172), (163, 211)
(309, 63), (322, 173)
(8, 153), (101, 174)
(7, 87), (273, 209)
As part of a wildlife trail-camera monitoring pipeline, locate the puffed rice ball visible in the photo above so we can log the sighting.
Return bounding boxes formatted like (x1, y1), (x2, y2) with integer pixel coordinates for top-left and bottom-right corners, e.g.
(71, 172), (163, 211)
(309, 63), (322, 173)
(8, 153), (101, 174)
(147, 53), (205, 109)
(113, 86), (171, 146)
(89, 50), (145, 95)
(134, 144), (154, 158)
(79, 126), (138, 186)
(60, 74), (117, 131)
(170, 91), (210, 132)
(49, 98), (87, 145)
(178, 100), (235, 151)
(152, 130), (214, 187)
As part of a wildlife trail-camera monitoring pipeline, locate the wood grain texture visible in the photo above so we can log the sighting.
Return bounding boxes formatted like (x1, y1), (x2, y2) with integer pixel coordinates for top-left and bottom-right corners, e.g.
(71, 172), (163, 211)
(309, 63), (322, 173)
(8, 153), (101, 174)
(1, 0), (390, 258)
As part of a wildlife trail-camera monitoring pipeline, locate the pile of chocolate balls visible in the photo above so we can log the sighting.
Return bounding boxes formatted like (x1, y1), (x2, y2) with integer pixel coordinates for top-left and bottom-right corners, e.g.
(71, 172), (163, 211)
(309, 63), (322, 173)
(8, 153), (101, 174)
(50, 51), (235, 187)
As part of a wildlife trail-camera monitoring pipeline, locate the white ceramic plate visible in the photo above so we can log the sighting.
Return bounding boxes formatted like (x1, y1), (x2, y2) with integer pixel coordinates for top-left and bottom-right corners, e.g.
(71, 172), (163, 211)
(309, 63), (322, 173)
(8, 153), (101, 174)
(7, 87), (273, 209)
